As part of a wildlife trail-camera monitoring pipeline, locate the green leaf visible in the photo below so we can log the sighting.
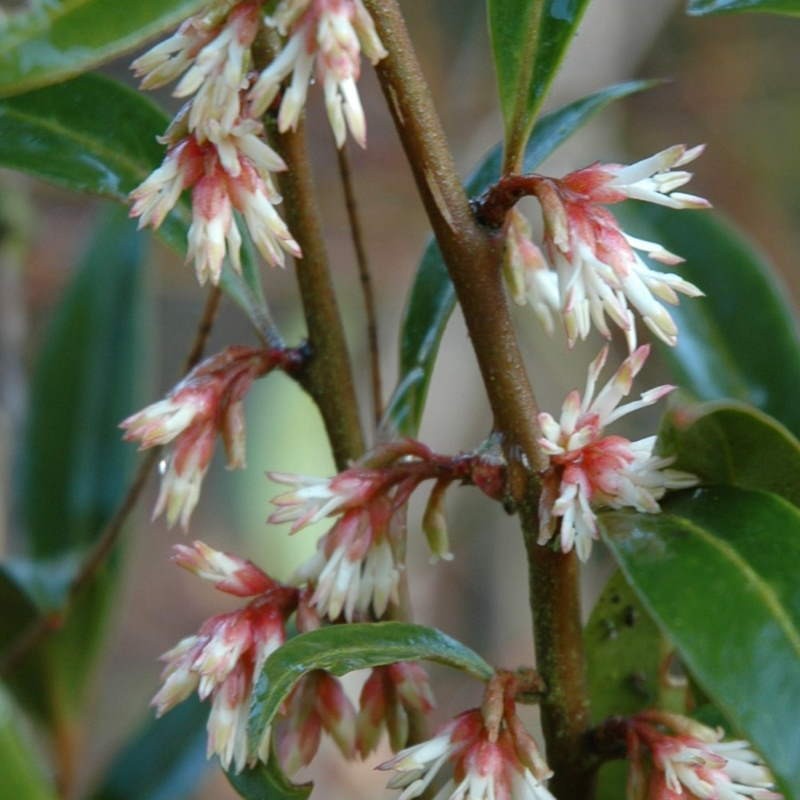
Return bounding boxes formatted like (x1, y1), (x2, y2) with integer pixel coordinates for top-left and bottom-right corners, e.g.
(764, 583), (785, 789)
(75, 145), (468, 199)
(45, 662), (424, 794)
(385, 80), (656, 436)
(8, 209), (147, 723)
(0, 0), (209, 98)
(0, 71), (270, 327)
(616, 204), (800, 437)
(602, 486), (800, 799)
(89, 696), (210, 800)
(659, 400), (800, 507)
(0, 689), (55, 800)
(226, 756), (312, 800)
(586, 572), (692, 800)
(248, 622), (493, 748)
(687, 0), (800, 15)
(488, 0), (591, 167)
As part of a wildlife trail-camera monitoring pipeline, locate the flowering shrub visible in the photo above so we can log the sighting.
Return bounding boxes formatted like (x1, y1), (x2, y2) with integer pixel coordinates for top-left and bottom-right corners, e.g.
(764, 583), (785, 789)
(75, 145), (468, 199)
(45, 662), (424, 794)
(0, 2), (798, 800)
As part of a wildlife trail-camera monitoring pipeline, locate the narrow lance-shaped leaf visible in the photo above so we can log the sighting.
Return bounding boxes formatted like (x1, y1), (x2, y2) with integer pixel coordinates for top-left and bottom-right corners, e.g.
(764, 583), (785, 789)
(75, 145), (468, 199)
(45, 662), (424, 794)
(616, 203), (800, 437)
(384, 80), (657, 436)
(601, 487), (800, 799)
(247, 623), (493, 752)
(88, 696), (210, 800)
(0, 0), (209, 98)
(0, 72), (270, 327)
(687, 0), (800, 15)
(488, 0), (591, 168)
(658, 399), (800, 507)
(8, 209), (146, 724)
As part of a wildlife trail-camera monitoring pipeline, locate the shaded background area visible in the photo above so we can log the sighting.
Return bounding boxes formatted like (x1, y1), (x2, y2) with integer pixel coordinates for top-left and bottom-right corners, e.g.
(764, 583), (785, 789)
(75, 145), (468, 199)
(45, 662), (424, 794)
(1, 1), (798, 797)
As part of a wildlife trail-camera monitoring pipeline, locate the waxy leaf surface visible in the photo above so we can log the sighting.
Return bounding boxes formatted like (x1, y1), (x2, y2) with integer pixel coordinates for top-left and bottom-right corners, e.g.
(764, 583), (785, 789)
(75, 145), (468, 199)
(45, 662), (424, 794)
(0, 0), (209, 97)
(248, 622), (492, 748)
(226, 757), (312, 800)
(0, 72), (269, 326)
(602, 486), (800, 799)
(386, 80), (656, 436)
(687, 0), (800, 14)
(488, 0), (591, 166)
(659, 400), (800, 507)
(617, 204), (800, 437)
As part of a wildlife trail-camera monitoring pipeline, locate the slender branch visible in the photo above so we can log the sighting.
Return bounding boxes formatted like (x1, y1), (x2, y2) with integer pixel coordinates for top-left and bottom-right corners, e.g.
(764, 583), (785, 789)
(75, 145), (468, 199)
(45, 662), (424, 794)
(270, 119), (366, 469)
(0, 286), (223, 677)
(336, 145), (383, 427)
(362, 4), (591, 797)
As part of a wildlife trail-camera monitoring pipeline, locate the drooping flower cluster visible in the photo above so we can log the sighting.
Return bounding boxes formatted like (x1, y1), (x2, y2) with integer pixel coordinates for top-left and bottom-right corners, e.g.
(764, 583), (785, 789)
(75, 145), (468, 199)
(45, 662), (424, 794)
(627, 711), (781, 800)
(152, 541), (298, 772)
(129, 0), (387, 283)
(379, 673), (555, 800)
(505, 145), (710, 350)
(537, 345), (698, 561)
(251, 0), (388, 148)
(122, 345), (295, 529)
(268, 439), (506, 623)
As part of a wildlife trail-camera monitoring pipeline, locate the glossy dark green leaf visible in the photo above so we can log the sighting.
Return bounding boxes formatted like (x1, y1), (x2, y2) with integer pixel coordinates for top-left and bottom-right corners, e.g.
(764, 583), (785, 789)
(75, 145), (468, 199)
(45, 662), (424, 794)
(616, 204), (800, 437)
(248, 623), (493, 748)
(0, 689), (55, 800)
(89, 696), (210, 800)
(0, 72), (269, 326)
(488, 0), (591, 167)
(9, 209), (146, 723)
(659, 400), (800, 507)
(0, 0), (208, 98)
(385, 81), (656, 436)
(226, 756), (312, 800)
(602, 486), (800, 798)
(586, 571), (693, 800)
(687, 0), (800, 14)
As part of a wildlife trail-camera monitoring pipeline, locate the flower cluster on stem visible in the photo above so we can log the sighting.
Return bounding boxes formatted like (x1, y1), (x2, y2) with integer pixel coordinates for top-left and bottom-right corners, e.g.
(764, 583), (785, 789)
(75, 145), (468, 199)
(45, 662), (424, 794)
(153, 541), (298, 772)
(537, 345), (698, 561)
(627, 710), (781, 800)
(268, 439), (506, 622)
(128, 0), (387, 283)
(121, 345), (300, 529)
(497, 145), (710, 350)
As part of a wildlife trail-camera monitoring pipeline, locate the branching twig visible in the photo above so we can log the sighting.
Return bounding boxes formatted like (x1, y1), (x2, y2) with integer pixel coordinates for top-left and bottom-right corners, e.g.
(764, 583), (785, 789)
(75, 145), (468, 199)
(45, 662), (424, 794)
(0, 286), (223, 677)
(362, 4), (591, 797)
(336, 145), (383, 427)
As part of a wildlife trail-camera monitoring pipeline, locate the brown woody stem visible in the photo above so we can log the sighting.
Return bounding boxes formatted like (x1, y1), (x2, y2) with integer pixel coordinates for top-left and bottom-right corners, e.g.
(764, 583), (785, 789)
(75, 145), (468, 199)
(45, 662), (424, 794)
(271, 120), (365, 469)
(362, 3), (591, 797)
(474, 173), (545, 229)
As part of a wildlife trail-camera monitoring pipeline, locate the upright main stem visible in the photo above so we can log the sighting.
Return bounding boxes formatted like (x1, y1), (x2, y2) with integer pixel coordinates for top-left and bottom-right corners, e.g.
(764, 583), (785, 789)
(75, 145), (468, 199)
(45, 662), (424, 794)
(272, 121), (365, 469)
(363, 3), (591, 796)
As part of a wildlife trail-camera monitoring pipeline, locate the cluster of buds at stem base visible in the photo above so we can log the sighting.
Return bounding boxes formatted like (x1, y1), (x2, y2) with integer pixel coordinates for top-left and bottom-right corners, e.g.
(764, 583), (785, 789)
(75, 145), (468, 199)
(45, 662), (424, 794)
(268, 439), (507, 622)
(379, 671), (554, 800)
(627, 710), (781, 800)
(121, 345), (304, 529)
